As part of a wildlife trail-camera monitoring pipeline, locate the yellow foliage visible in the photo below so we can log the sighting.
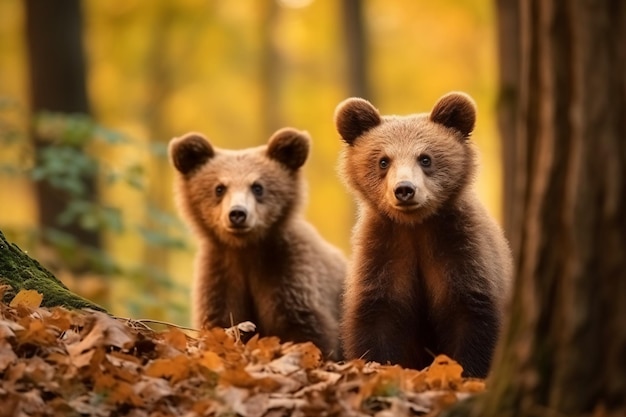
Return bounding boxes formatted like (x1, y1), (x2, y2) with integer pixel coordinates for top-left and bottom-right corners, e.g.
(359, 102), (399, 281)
(0, 0), (502, 325)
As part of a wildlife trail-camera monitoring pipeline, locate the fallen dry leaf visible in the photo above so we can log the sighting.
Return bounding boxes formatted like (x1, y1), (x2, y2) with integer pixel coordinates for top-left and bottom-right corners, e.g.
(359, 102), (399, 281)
(66, 311), (135, 359)
(0, 298), (488, 416)
(198, 349), (224, 372)
(160, 327), (188, 351)
(0, 344), (17, 371)
(425, 354), (464, 389)
(0, 317), (24, 339)
(0, 284), (11, 298)
(145, 354), (193, 383)
(9, 289), (43, 308)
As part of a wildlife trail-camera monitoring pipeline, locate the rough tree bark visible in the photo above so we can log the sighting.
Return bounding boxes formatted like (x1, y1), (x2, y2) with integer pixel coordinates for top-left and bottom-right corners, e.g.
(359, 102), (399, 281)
(445, 0), (626, 416)
(24, 0), (101, 259)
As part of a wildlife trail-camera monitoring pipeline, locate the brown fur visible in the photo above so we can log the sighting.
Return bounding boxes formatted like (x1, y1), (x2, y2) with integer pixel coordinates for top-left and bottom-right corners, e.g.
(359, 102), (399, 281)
(335, 92), (512, 377)
(169, 128), (346, 359)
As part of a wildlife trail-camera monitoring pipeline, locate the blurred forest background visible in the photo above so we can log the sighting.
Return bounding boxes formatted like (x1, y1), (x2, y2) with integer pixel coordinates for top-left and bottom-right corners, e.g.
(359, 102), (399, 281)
(0, 0), (502, 326)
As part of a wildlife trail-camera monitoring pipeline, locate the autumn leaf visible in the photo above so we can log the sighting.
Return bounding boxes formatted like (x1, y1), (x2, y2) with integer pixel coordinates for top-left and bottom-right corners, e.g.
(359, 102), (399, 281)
(42, 307), (73, 332)
(0, 284), (11, 298)
(294, 342), (322, 370)
(0, 344), (17, 371)
(360, 365), (404, 398)
(145, 354), (192, 383)
(424, 354), (464, 389)
(66, 311), (135, 359)
(198, 350), (224, 372)
(16, 318), (58, 346)
(0, 301), (487, 416)
(160, 327), (188, 351)
(9, 289), (43, 308)
(266, 344), (315, 375)
(94, 372), (144, 406)
(0, 317), (24, 340)
(246, 334), (282, 364)
(220, 367), (261, 388)
(133, 376), (174, 404)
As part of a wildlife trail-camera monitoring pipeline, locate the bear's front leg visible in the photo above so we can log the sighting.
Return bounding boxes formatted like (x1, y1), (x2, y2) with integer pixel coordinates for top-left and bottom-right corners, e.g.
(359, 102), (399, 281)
(342, 289), (422, 368)
(276, 306), (339, 359)
(253, 284), (338, 359)
(446, 289), (502, 378)
(192, 257), (254, 330)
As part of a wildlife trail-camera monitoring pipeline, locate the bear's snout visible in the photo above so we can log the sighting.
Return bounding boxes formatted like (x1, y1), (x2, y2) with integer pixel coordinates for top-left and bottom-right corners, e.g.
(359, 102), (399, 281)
(394, 181), (416, 202)
(228, 206), (248, 227)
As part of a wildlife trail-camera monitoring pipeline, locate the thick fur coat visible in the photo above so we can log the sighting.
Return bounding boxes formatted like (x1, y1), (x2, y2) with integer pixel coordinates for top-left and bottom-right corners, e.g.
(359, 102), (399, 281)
(335, 92), (512, 377)
(169, 128), (346, 359)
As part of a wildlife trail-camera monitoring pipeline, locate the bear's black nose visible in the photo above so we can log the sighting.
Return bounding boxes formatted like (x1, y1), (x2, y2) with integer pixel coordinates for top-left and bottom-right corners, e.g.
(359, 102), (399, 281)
(394, 181), (416, 202)
(229, 206), (248, 226)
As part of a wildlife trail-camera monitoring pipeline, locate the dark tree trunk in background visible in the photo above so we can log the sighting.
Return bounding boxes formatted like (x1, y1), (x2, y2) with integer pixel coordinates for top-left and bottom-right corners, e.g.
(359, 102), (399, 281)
(259, 0), (281, 137)
(340, 0), (370, 99)
(446, 0), (626, 416)
(141, 3), (177, 316)
(496, 0), (520, 248)
(24, 0), (101, 255)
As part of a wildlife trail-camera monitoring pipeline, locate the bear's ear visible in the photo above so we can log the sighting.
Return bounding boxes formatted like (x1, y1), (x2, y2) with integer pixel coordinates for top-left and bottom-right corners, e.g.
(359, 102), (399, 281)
(267, 128), (310, 171)
(430, 92), (476, 138)
(169, 132), (215, 175)
(334, 98), (381, 145)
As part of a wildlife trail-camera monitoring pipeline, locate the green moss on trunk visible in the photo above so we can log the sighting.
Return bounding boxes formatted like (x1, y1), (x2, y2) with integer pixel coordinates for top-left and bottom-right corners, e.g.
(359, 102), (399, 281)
(0, 230), (106, 312)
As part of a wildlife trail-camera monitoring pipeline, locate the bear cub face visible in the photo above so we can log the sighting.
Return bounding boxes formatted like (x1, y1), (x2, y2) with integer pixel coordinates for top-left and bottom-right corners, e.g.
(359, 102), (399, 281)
(169, 128), (310, 247)
(335, 92), (478, 224)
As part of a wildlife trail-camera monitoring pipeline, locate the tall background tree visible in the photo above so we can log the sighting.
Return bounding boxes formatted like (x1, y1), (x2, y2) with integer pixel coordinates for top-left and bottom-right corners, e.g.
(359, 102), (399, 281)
(1, 0), (503, 324)
(24, 0), (101, 270)
(495, 0), (519, 242)
(140, 2), (180, 318)
(447, 0), (626, 415)
(260, 0), (282, 137)
(341, 0), (370, 99)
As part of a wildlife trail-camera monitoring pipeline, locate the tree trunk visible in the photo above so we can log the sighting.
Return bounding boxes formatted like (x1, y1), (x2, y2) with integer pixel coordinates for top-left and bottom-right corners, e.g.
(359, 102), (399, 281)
(446, 0), (626, 416)
(140, 2), (176, 317)
(340, 0), (370, 99)
(259, 0), (282, 137)
(496, 0), (520, 248)
(0, 230), (105, 312)
(24, 0), (101, 259)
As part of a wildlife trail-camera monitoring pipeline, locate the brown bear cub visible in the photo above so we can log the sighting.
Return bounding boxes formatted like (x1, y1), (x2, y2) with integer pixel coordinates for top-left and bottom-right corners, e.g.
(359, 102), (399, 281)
(169, 128), (346, 359)
(335, 92), (512, 377)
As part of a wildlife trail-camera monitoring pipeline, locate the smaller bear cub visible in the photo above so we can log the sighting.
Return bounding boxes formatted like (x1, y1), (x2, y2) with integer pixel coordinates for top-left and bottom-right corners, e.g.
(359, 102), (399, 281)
(170, 128), (346, 359)
(335, 92), (512, 377)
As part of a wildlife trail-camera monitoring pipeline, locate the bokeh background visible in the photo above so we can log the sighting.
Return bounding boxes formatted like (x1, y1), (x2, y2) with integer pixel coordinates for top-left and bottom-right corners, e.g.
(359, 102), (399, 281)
(0, 0), (502, 326)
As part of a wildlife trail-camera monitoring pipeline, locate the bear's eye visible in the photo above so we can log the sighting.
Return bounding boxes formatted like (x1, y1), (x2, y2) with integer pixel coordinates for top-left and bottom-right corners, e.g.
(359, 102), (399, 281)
(418, 155), (432, 168)
(215, 184), (226, 197)
(379, 157), (390, 169)
(251, 183), (264, 197)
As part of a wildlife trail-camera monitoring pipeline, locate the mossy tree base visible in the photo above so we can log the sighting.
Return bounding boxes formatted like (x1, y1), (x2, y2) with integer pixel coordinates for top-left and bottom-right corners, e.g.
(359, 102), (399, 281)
(0, 230), (105, 312)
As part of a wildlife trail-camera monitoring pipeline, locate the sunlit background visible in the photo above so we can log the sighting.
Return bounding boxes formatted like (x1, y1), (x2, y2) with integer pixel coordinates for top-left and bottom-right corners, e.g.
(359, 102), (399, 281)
(0, 0), (502, 326)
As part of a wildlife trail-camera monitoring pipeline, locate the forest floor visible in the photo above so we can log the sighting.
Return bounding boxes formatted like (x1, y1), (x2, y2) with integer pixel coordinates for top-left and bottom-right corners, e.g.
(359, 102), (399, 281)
(0, 287), (486, 417)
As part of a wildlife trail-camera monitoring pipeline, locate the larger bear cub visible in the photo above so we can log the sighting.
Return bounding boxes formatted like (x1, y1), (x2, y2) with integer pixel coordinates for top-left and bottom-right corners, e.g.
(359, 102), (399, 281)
(169, 128), (346, 359)
(336, 92), (512, 377)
